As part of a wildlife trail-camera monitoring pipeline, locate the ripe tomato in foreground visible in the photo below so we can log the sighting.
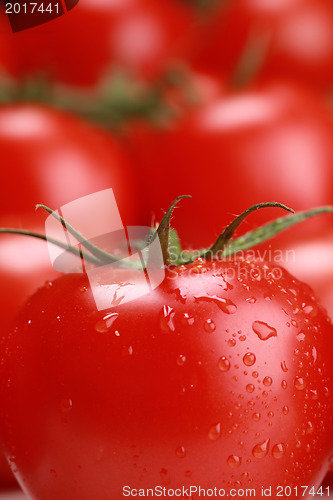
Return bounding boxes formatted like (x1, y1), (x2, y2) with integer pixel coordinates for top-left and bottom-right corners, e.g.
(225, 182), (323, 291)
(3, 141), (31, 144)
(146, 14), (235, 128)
(0, 255), (332, 499)
(0, 217), (59, 487)
(0, 216), (60, 335)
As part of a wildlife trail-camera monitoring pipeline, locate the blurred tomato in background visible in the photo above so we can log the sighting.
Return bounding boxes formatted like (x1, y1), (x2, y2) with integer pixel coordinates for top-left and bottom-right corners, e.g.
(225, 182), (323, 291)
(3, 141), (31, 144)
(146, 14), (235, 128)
(189, 0), (333, 90)
(125, 80), (333, 247)
(0, 0), (195, 88)
(1, 0), (333, 495)
(0, 104), (145, 226)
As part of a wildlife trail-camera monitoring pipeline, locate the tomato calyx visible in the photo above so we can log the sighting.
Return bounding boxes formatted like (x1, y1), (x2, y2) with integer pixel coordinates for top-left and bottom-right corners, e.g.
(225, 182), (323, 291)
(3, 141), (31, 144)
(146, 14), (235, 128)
(1, 199), (333, 272)
(0, 69), (197, 130)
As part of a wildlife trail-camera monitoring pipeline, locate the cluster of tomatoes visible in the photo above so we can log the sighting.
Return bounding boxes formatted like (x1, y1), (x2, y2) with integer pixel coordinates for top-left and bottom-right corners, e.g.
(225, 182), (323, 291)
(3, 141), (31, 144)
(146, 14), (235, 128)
(1, 1), (333, 498)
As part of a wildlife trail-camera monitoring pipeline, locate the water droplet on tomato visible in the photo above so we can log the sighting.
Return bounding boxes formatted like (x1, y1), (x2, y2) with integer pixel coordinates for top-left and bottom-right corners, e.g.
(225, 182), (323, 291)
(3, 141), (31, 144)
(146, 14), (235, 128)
(160, 468), (170, 485)
(306, 421), (314, 434)
(309, 389), (318, 400)
(302, 304), (317, 316)
(239, 335), (246, 341)
(295, 377), (306, 391)
(228, 338), (236, 347)
(272, 443), (286, 459)
(267, 411), (274, 419)
(252, 439), (270, 458)
(227, 455), (241, 468)
(176, 446), (186, 458)
(204, 319), (216, 333)
(296, 331), (306, 342)
(282, 406), (289, 415)
(243, 352), (256, 367)
(246, 384), (255, 393)
(246, 297), (256, 304)
(60, 398), (73, 413)
(281, 361), (288, 373)
(159, 306), (176, 333)
(252, 371), (259, 378)
(218, 356), (230, 372)
(194, 295), (237, 314)
(209, 423), (221, 441)
(252, 412), (261, 422)
(94, 313), (119, 333)
(182, 313), (194, 326)
(281, 380), (287, 389)
(177, 355), (186, 366)
(263, 377), (272, 387)
(172, 288), (187, 303)
(252, 321), (277, 341)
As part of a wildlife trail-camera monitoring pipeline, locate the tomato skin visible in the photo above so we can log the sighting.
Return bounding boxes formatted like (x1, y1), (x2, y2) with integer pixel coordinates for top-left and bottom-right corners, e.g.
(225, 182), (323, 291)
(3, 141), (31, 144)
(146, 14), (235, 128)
(0, 215), (60, 487)
(0, 216), (60, 333)
(0, 258), (332, 499)
(0, 104), (144, 226)
(190, 0), (333, 89)
(125, 81), (333, 248)
(0, 104), (146, 486)
(0, 0), (194, 87)
(269, 227), (333, 319)
(0, 454), (14, 487)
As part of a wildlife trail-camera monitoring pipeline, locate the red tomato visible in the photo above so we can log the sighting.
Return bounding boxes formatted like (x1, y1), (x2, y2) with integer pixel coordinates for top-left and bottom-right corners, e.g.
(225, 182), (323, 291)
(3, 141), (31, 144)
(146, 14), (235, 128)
(269, 226), (333, 319)
(0, 104), (145, 226)
(189, 0), (333, 89)
(0, 453), (14, 487)
(0, 216), (60, 333)
(0, 0), (194, 87)
(0, 104), (148, 486)
(125, 81), (333, 248)
(0, 257), (332, 498)
(0, 215), (61, 487)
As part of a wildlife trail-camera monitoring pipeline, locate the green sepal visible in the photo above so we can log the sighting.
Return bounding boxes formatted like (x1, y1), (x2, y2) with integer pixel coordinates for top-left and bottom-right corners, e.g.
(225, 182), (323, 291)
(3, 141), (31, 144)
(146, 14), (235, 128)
(224, 206), (333, 257)
(152, 195), (191, 266)
(205, 202), (293, 258)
